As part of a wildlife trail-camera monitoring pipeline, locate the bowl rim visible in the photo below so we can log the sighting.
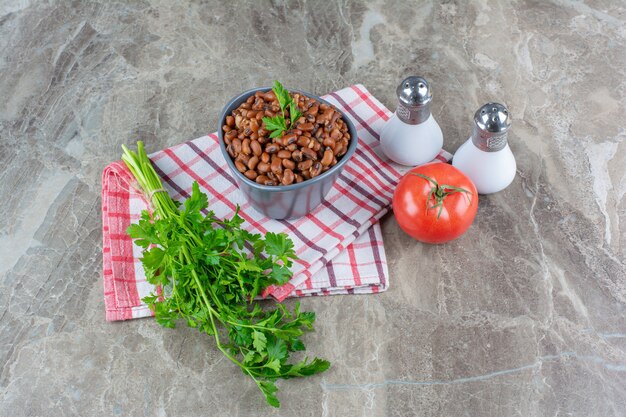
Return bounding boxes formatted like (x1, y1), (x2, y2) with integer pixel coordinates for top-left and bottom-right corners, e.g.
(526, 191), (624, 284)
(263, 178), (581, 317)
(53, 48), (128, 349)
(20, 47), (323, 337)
(217, 86), (359, 192)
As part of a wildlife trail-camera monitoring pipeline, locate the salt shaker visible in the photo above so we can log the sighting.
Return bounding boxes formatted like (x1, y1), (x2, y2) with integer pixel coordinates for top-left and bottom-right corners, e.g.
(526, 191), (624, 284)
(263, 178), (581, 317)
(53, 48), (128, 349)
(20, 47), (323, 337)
(380, 76), (443, 166)
(452, 103), (516, 194)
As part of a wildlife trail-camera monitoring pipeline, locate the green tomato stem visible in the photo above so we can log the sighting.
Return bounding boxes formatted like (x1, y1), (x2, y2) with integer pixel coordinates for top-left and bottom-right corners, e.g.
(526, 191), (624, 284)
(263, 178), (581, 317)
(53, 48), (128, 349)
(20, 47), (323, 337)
(409, 172), (473, 219)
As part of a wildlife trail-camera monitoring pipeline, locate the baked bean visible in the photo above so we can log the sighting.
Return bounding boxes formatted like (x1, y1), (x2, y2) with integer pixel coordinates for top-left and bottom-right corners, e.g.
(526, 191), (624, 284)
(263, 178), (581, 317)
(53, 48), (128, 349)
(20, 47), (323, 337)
(321, 149), (333, 166)
(302, 148), (317, 160)
(265, 143), (279, 154)
(297, 136), (310, 147)
(250, 140), (262, 156)
(323, 137), (336, 147)
(235, 160), (247, 173)
(282, 158), (296, 170)
(298, 160), (313, 171)
(242, 138), (251, 155)
(271, 158), (283, 174)
(282, 169), (294, 185)
(226, 129), (238, 140)
(286, 143), (298, 151)
(261, 152), (270, 163)
(333, 142), (344, 156)
(247, 155), (259, 170)
(237, 154), (250, 165)
(338, 139), (348, 156)
(226, 115), (235, 127)
(298, 122), (314, 131)
(310, 162), (322, 178)
(257, 162), (270, 173)
(277, 150), (291, 159)
(244, 170), (257, 180)
(282, 133), (297, 146)
(232, 138), (242, 154)
(253, 98), (264, 110)
(292, 150), (303, 162)
(223, 125), (232, 133)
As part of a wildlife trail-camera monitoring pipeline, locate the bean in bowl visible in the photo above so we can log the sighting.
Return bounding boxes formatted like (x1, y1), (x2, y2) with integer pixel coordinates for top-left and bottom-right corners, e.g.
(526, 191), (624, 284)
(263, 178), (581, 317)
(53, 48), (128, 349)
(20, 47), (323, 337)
(222, 87), (351, 186)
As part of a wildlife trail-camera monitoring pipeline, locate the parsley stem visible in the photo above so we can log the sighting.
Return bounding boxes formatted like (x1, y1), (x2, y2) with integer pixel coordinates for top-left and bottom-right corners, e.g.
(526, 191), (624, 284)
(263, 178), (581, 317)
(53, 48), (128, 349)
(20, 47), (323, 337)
(225, 321), (282, 333)
(181, 246), (248, 371)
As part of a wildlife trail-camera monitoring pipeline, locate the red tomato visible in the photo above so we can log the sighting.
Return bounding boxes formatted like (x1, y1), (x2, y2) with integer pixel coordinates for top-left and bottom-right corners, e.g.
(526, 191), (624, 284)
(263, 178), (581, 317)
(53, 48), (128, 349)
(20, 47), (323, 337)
(392, 162), (478, 244)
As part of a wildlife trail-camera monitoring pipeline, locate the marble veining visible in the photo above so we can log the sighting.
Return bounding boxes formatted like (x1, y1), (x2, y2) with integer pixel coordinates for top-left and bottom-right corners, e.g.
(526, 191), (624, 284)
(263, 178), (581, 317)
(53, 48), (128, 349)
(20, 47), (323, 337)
(0, 1), (625, 416)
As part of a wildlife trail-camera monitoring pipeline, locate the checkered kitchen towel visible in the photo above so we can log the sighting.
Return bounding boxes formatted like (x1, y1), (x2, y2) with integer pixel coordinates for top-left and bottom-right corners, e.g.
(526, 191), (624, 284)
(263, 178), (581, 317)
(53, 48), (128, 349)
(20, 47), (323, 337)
(102, 84), (452, 321)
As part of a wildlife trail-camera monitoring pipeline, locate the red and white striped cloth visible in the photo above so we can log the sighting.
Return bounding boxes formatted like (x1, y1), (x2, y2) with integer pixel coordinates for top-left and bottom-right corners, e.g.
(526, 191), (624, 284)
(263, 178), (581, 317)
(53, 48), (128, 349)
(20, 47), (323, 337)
(102, 84), (452, 321)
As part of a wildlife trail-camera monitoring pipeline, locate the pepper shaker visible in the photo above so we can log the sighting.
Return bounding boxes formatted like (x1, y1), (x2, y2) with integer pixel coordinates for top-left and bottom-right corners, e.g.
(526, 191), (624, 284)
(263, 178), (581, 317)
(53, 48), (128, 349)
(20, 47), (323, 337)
(452, 103), (516, 194)
(380, 76), (443, 166)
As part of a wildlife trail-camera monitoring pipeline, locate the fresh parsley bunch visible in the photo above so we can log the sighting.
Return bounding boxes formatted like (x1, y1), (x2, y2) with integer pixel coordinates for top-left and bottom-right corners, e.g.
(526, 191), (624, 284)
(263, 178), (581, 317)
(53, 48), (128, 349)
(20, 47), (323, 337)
(121, 142), (330, 407)
(262, 80), (303, 138)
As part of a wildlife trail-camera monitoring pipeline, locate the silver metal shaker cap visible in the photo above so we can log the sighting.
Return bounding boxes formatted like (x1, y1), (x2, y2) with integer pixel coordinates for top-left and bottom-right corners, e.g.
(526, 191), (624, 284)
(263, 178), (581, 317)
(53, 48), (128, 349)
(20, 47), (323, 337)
(471, 103), (511, 152)
(395, 76), (432, 124)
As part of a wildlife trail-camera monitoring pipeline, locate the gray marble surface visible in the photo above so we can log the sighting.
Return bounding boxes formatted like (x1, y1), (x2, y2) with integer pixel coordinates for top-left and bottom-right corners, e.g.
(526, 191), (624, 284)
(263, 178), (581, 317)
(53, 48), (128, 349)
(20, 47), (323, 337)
(1, 1), (625, 416)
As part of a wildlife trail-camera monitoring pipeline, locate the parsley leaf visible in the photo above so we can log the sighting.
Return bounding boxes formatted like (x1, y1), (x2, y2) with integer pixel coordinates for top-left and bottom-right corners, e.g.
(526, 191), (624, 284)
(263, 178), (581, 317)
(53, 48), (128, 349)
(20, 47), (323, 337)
(184, 182), (208, 214)
(289, 102), (302, 127)
(253, 330), (267, 352)
(265, 232), (296, 258)
(258, 381), (280, 408)
(261, 80), (301, 139)
(141, 247), (165, 274)
(262, 115), (286, 133)
(273, 79), (291, 111)
(270, 264), (292, 285)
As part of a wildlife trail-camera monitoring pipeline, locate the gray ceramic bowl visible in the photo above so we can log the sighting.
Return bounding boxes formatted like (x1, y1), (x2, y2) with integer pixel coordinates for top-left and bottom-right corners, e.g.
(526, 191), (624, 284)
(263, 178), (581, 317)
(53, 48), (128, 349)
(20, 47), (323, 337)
(218, 87), (358, 219)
